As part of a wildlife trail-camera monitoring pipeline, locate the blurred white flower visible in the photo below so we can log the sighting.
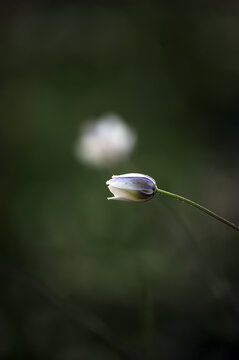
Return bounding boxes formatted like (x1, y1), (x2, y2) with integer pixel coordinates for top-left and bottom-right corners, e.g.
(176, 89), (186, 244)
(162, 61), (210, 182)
(74, 113), (136, 168)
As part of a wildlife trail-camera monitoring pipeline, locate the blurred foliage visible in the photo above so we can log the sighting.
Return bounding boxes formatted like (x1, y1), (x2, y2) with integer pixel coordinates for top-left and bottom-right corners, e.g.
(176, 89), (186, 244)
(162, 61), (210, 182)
(1, 1), (239, 359)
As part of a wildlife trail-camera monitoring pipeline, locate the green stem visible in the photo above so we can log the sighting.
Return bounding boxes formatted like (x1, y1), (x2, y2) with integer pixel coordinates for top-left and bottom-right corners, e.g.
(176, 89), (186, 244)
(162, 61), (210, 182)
(156, 188), (239, 232)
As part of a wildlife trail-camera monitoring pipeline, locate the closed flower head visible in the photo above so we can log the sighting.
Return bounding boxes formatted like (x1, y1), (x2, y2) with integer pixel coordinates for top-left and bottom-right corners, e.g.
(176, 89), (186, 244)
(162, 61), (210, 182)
(106, 173), (157, 202)
(106, 173), (239, 232)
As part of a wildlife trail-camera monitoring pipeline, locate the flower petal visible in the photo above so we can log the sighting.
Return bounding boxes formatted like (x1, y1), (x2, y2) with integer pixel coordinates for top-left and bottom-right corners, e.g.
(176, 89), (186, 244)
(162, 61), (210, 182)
(107, 176), (155, 191)
(112, 173), (156, 183)
(108, 186), (139, 201)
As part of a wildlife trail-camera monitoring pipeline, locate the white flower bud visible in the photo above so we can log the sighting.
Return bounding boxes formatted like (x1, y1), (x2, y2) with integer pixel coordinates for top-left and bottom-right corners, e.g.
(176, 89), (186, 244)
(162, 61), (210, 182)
(106, 173), (157, 202)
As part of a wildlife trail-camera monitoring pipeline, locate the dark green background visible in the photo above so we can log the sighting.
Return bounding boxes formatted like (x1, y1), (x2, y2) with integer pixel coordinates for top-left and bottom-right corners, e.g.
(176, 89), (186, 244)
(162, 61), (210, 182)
(1, 1), (239, 359)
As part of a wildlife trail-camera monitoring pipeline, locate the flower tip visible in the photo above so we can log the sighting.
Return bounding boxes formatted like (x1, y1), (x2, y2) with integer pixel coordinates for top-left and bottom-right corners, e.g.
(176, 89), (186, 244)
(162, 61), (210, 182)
(106, 180), (113, 187)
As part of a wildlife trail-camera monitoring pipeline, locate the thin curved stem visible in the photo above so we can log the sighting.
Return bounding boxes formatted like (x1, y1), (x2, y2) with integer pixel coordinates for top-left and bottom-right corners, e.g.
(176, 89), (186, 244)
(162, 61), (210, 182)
(156, 188), (239, 232)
